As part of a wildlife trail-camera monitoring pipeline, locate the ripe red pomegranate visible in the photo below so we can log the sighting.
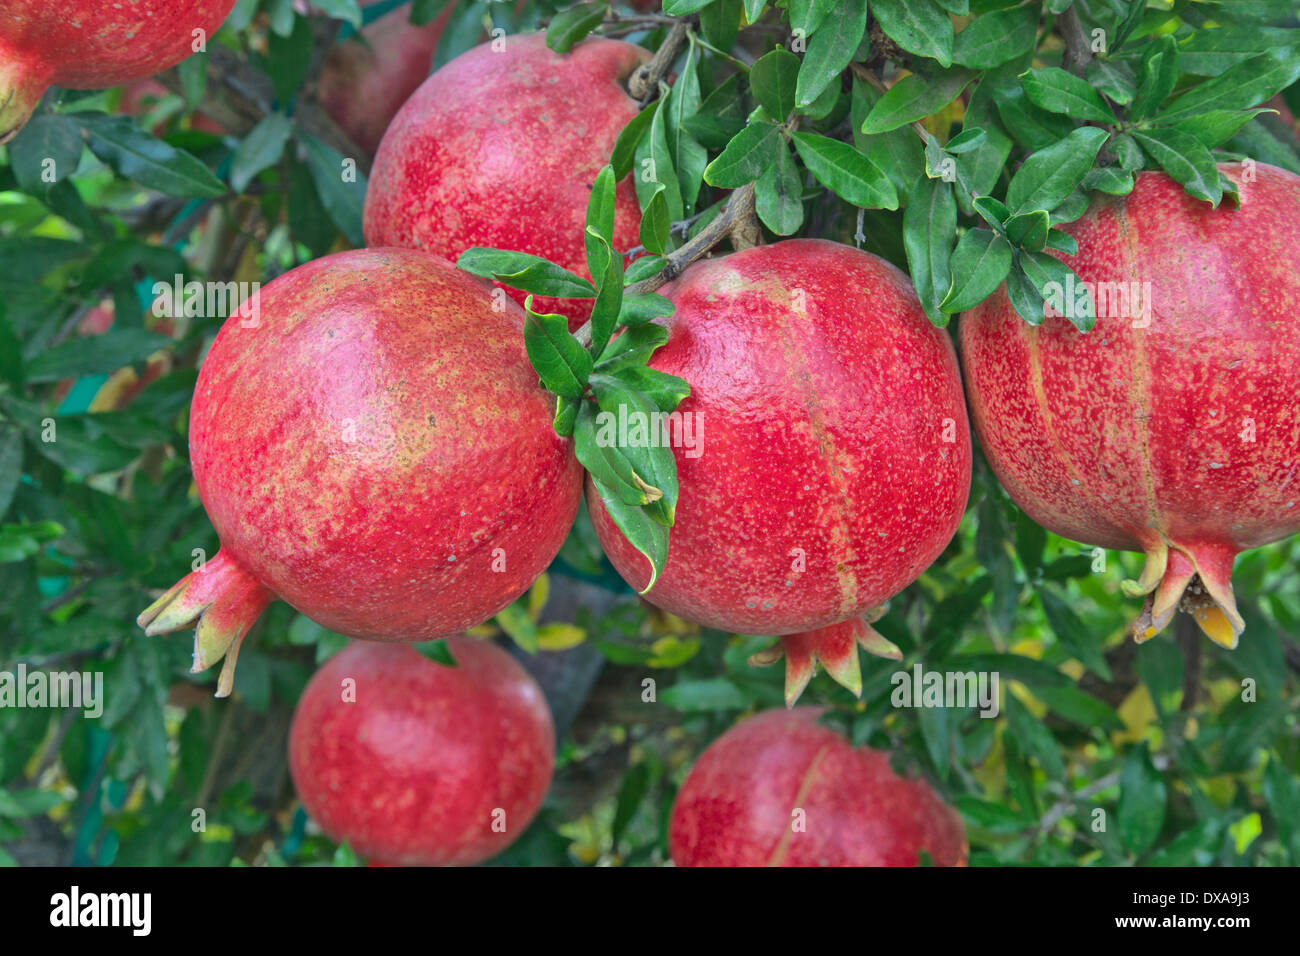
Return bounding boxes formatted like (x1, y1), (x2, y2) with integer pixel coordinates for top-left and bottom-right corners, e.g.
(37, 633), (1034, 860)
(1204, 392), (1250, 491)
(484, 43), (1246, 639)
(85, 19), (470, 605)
(364, 32), (646, 324)
(290, 638), (555, 866)
(138, 249), (583, 696)
(315, 0), (452, 156)
(960, 163), (1300, 649)
(670, 709), (967, 867)
(0, 0), (235, 143)
(588, 240), (972, 703)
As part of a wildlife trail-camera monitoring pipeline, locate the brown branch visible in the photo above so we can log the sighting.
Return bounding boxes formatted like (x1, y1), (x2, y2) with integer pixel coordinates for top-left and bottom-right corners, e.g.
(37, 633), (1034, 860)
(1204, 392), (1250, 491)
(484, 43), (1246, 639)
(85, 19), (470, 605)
(1058, 6), (1094, 77)
(628, 20), (692, 102)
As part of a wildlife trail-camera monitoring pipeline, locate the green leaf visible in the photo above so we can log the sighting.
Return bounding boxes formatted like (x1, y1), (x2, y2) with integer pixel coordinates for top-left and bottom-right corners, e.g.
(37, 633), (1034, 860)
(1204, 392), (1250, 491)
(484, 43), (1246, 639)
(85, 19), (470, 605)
(30, 416), (138, 475)
(1171, 109), (1268, 149)
(312, 0), (363, 27)
(972, 194), (1010, 230)
(611, 760), (653, 844)
(1111, 0), (1149, 52)
(523, 305), (593, 400)
(546, 2), (609, 54)
(586, 228), (624, 358)
(1039, 584), (1111, 677)
(590, 374), (679, 525)
(755, 139), (804, 235)
(1118, 743), (1167, 857)
(496, 601), (539, 653)
(639, 185), (672, 256)
(635, 89), (684, 221)
(8, 114), (84, 191)
(605, 364), (690, 413)
(1086, 58), (1136, 106)
(860, 69), (972, 134)
(952, 6), (1038, 68)
(661, 677), (749, 711)
(1005, 126), (1110, 215)
(1005, 209), (1049, 251)
(299, 132), (367, 246)
(1082, 165), (1135, 196)
(1132, 128), (1223, 205)
(852, 79), (925, 202)
(415, 640), (458, 666)
(1033, 685), (1125, 731)
(1128, 35), (1179, 120)
(1021, 68), (1116, 123)
(230, 112), (292, 192)
(663, 0), (716, 12)
(80, 114), (225, 198)
(456, 248), (596, 298)
(938, 228), (1011, 313)
(743, 0), (768, 30)
(903, 175), (956, 326)
(0, 427), (20, 518)
(0, 788), (62, 818)
(588, 470), (670, 592)
(615, 294), (675, 328)
(699, 0), (742, 53)
(1156, 47), (1300, 122)
(611, 102), (657, 181)
(796, 0), (867, 108)
(869, 0), (955, 67)
(749, 48), (801, 120)
(954, 795), (1031, 833)
(704, 121), (782, 187)
(266, 12), (313, 104)
(586, 165), (617, 282)
(1005, 264), (1045, 326)
(790, 132), (898, 209)
(24, 329), (171, 384)
(664, 44), (707, 214)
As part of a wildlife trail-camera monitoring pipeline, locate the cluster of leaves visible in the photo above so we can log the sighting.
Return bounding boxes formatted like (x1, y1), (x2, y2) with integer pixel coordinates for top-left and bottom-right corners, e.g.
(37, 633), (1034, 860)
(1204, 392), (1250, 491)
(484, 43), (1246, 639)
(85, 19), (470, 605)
(0, 0), (1299, 868)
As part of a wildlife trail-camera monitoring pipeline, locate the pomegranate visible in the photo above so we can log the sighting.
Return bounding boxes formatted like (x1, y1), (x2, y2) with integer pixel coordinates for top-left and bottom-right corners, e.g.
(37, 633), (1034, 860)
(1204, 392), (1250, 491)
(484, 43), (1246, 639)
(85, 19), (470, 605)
(588, 240), (972, 704)
(315, 0), (452, 156)
(363, 32), (646, 324)
(669, 708), (967, 867)
(0, 0), (235, 144)
(138, 248), (583, 696)
(960, 163), (1300, 649)
(290, 638), (555, 866)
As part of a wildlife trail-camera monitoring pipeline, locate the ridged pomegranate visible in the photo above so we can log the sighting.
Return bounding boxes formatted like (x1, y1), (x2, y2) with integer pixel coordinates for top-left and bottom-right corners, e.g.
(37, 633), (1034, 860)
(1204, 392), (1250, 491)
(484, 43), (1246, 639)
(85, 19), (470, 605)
(588, 240), (973, 703)
(670, 708), (967, 867)
(960, 163), (1300, 648)
(138, 249), (583, 696)
(363, 32), (646, 324)
(290, 638), (555, 866)
(0, 0), (235, 143)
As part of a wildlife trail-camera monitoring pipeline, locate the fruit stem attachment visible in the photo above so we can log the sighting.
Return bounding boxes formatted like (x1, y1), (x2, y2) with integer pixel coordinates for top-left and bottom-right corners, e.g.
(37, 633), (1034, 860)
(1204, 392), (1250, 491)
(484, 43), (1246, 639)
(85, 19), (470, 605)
(137, 550), (274, 698)
(0, 51), (52, 145)
(750, 612), (903, 707)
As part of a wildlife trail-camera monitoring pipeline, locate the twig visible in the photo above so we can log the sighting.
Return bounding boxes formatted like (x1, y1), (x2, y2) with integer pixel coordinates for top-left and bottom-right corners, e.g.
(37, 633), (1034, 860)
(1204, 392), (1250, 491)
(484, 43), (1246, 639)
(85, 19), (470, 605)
(1058, 6), (1094, 77)
(628, 21), (692, 101)
(572, 183), (758, 347)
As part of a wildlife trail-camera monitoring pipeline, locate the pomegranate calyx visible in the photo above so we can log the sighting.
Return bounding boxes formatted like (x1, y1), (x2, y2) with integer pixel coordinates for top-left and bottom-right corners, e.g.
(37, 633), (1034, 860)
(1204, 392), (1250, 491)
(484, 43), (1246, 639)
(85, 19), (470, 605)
(750, 615), (903, 708)
(0, 55), (52, 145)
(1130, 542), (1243, 649)
(137, 550), (274, 698)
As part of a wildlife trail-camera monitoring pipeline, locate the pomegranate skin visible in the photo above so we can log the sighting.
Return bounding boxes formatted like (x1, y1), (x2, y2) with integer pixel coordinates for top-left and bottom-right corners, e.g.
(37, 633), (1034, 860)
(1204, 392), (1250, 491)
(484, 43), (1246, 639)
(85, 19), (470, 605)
(0, 0), (235, 143)
(588, 240), (971, 700)
(363, 33), (646, 325)
(960, 164), (1300, 648)
(670, 709), (967, 867)
(139, 249), (582, 695)
(290, 639), (555, 867)
(316, 0), (451, 156)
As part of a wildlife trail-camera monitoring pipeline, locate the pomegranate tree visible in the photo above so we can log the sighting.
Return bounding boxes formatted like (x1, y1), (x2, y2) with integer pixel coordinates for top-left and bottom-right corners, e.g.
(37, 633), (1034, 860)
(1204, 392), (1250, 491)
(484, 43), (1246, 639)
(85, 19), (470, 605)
(670, 709), (967, 867)
(588, 239), (972, 703)
(960, 163), (1300, 649)
(363, 32), (646, 322)
(0, 0), (235, 143)
(138, 249), (583, 696)
(290, 638), (555, 866)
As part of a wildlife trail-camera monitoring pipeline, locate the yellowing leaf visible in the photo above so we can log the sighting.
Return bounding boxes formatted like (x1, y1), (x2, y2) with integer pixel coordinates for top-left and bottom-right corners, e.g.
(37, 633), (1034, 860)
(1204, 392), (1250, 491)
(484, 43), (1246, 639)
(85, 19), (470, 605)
(528, 574), (550, 620)
(536, 623), (586, 651)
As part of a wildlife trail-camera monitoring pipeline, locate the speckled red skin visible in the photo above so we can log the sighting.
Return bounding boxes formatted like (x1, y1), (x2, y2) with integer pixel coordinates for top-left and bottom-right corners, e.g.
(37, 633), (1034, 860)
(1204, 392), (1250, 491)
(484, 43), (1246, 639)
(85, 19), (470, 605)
(0, 0), (234, 142)
(290, 638), (555, 866)
(363, 33), (646, 326)
(669, 709), (967, 867)
(589, 240), (972, 635)
(187, 248), (582, 640)
(316, 0), (451, 156)
(960, 164), (1300, 645)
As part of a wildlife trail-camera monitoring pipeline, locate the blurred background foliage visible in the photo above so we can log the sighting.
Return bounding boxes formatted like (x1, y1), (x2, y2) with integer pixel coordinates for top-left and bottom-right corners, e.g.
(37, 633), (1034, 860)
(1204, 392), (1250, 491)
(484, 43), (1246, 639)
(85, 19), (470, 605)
(1, 0), (1299, 867)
